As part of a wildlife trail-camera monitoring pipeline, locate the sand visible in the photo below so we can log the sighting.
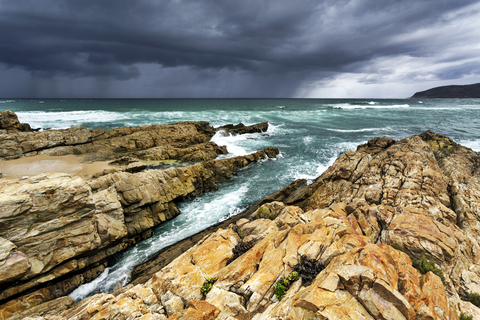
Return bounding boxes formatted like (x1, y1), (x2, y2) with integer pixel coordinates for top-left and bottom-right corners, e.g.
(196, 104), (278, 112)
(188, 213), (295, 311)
(0, 154), (114, 180)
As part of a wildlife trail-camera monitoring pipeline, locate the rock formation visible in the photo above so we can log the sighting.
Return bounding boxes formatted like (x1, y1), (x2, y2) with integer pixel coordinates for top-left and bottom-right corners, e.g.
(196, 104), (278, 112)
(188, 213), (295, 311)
(0, 110), (33, 133)
(411, 82), (480, 98)
(2, 123), (480, 319)
(0, 110), (268, 162)
(216, 122), (269, 136)
(0, 111), (279, 318)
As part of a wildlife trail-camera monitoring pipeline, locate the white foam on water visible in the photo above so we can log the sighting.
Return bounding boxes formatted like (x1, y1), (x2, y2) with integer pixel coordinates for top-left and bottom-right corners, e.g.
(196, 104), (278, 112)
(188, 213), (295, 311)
(211, 122), (277, 158)
(69, 182), (250, 301)
(211, 131), (249, 157)
(303, 136), (313, 144)
(287, 140), (364, 183)
(69, 267), (111, 301)
(413, 106), (480, 110)
(368, 101), (376, 105)
(286, 159), (334, 183)
(15, 110), (132, 129)
(333, 104), (410, 110)
(459, 140), (480, 152)
(325, 127), (391, 133)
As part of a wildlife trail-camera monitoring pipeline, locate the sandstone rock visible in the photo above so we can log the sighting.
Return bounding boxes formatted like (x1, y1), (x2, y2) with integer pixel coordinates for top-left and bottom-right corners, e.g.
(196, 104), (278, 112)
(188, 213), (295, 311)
(7, 296), (75, 320)
(5, 130), (480, 320)
(205, 287), (247, 319)
(0, 110), (32, 133)
(0, 117), (216, 160)
(0, 147), (279, 313)
(60, 293), (115, 320)
(164, 295), (184, 317)
(134, 142), (228, 162)
(0, 237), (30, 285)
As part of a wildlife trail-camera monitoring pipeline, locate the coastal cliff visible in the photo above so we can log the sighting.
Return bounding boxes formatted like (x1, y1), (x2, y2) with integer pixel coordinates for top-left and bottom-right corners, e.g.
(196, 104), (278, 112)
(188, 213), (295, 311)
(411, 82), (480, 98)
(1, 110), (480, 319)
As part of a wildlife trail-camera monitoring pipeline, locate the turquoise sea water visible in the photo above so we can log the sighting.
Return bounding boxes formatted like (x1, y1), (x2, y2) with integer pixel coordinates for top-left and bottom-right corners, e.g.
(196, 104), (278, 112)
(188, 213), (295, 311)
(2, 98), (480, 299)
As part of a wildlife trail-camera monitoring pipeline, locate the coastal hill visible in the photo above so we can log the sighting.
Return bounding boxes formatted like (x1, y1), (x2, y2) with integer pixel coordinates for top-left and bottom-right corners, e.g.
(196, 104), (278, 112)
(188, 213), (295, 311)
(411, 82), (480, 98)
(2, 111), (480, 319)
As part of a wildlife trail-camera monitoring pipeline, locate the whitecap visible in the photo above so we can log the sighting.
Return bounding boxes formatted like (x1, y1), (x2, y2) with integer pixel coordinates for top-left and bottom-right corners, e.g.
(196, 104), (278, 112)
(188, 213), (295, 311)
(303, 136), (313, 144)
(458, 140), (480, 152)
(69, 267), (111, 301)
(70, 182), (251, 301)
(333, 104), (410, 110)
(325, 127), (391, 133)
(15, 110), (132, 129)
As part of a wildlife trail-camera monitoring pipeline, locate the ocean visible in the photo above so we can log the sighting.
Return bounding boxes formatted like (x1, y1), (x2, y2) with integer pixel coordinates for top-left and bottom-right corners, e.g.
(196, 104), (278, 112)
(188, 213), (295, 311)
(2, 98), (480, 300)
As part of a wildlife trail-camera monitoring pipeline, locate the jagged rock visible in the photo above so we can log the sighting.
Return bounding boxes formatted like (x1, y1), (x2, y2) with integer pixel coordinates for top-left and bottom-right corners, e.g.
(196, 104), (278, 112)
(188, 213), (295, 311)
(60, 293), (115, 320)
(134, 142), (228, 162)
(6, 296), (75, 320)
(0, 148), (278, 316)
(4, 130), (480, 320)
(0, 110), (32, 133)
(0, 116), (216, 160)
(216, 122), (268, 136)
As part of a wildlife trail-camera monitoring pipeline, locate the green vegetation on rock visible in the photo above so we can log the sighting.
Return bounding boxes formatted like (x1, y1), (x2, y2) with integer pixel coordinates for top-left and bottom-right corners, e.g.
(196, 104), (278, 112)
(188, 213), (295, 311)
(201, 277), (217, 296)
(412, 256), (445, 284)
(389, 243), (405, 253)
(257, 206), (276, 220)
(274, 271), (298, 301)
(466, 292), (480, 308)
(460, 312), (473, 320)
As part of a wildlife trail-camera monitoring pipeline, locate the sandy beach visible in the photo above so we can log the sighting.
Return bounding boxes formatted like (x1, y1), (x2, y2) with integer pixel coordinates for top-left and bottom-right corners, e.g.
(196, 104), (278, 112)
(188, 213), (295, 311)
(0, 154), (114, 180)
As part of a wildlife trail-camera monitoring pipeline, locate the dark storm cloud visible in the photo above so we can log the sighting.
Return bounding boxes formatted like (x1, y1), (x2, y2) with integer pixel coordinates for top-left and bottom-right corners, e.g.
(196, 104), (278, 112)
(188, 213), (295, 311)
(0, 0), (479, 97)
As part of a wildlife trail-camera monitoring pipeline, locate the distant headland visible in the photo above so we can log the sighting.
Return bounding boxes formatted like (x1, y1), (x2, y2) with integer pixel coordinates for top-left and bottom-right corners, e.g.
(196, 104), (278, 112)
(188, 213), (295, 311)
(411, 82), (480, 98)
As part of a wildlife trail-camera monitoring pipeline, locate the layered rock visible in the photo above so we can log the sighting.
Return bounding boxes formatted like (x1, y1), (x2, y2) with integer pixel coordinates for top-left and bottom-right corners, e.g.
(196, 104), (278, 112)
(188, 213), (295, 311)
(21, 200), (466, 320)
(3, 130), (480, 320)
(0, 147), (279, 318)
(0, 110), (219, 161)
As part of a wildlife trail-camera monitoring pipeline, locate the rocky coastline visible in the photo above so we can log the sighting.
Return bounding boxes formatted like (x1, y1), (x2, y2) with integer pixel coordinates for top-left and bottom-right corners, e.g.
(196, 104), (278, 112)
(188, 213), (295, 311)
(2, 110), (480, 319)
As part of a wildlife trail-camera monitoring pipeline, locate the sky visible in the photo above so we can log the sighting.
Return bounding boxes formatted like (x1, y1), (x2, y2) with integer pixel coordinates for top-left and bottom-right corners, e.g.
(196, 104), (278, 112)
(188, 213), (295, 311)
(1, 0), (480, 98)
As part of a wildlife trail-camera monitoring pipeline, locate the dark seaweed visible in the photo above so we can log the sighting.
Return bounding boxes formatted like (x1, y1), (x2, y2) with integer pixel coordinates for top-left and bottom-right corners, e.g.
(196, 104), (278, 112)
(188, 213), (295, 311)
(292, 254), (325, 287)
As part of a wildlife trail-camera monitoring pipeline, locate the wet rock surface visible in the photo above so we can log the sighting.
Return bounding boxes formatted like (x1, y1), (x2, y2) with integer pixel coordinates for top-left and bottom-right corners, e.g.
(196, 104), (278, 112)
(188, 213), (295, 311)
(216, 122), (268, 136)
(2, 128), (480, 319)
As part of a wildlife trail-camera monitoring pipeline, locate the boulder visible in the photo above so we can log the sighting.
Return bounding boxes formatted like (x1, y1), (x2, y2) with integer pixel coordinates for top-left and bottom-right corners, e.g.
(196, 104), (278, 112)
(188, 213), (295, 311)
(0, 110), (32, 133)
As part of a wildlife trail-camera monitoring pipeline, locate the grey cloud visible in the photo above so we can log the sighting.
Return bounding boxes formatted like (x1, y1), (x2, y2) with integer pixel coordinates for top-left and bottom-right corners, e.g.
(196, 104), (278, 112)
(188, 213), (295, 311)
(0, 0), (479, 97)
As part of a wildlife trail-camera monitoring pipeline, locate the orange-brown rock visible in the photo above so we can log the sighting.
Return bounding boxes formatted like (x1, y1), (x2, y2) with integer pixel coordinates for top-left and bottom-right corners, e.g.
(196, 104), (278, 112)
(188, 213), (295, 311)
(4, 130), (480, 320)
(0, 148), (278, 317)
